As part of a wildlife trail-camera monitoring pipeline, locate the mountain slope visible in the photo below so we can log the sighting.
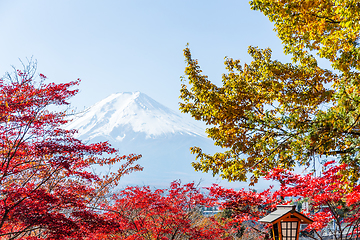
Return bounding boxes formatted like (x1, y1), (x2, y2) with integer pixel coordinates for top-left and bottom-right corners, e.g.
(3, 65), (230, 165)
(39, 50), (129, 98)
(67, 92), (206, 140)
(66, 92), (245, 188)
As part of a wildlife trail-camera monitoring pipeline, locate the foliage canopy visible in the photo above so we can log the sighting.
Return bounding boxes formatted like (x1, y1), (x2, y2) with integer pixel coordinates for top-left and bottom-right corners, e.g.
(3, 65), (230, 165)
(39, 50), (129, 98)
(0, 62), (142, 239)
(180, 0), (360, 183)
(210, 162), (360, 240)
(98, 181), (232, 240)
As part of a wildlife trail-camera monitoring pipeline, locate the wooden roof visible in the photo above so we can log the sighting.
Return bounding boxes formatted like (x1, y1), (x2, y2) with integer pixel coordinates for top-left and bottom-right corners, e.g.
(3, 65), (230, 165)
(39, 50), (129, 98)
(259, 205), (313, 225)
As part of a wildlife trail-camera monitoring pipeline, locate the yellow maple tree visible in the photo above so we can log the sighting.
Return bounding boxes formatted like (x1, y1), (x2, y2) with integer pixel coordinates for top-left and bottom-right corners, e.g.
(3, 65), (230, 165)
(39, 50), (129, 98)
(180, 0), (360, 184)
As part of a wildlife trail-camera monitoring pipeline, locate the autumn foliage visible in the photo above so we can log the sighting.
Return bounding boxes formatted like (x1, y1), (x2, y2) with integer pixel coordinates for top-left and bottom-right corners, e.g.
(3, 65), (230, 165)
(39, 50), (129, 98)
(267, 163), (360, 239)
(94, 181), (231, 240)
(209, 162), (360, 239)
(180, 0), (360, 185)
(179, 1), (360, 238)
(0, 63), (142, 239)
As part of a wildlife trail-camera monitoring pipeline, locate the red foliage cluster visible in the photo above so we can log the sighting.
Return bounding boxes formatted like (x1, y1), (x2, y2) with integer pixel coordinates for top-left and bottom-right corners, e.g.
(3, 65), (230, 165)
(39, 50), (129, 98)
(210, 163), (360, 239)
(0, 64), (142, 239)
(92, 180), (231, 240)
(208, 184), (279, 224)
(267, 164), (360, 238)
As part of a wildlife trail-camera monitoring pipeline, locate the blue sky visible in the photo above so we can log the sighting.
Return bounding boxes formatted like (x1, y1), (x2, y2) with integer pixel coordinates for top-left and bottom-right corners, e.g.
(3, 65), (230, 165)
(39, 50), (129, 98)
(0, 0), (289, 113)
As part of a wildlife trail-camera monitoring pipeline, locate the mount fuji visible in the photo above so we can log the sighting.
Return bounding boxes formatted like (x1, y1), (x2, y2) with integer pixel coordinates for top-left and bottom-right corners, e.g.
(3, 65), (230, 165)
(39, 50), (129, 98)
(67, 92), (244, 188)
(67, 91), (206, 140)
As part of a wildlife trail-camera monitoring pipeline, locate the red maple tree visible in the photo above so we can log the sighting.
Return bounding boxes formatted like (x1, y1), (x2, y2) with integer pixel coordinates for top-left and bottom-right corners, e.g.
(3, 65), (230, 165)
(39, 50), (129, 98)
(0, 62), (142, 239)
(210, 162), (360, 240)
(266, 162), (360, 240)
(208, 184), (279, 239)
(94, 180), (232, 240)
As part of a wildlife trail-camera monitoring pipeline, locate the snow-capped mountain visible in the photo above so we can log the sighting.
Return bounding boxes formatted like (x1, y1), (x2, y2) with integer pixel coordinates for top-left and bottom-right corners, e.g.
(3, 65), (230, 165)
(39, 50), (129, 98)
(67, 92), (246, 188)
(67, 92), (206, 140)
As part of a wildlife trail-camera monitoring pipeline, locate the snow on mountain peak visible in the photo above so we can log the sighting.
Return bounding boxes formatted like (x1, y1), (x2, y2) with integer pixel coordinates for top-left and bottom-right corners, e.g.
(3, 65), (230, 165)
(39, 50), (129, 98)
(66, 92), (206, 140)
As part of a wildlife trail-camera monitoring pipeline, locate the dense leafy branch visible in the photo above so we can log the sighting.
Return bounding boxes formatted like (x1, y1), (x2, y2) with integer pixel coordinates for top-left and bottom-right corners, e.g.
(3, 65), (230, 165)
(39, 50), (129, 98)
(179, 1), (360, 184)
(0, 62), (143, 239)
